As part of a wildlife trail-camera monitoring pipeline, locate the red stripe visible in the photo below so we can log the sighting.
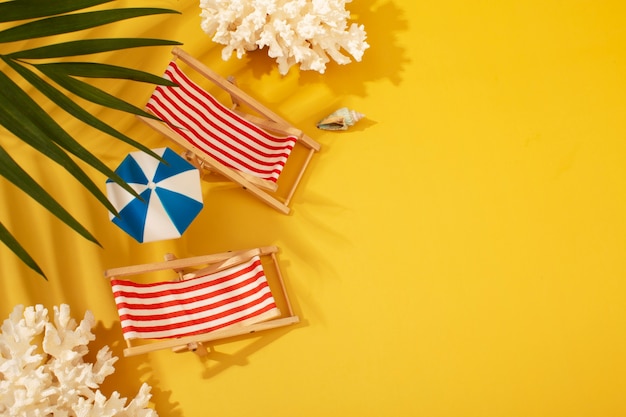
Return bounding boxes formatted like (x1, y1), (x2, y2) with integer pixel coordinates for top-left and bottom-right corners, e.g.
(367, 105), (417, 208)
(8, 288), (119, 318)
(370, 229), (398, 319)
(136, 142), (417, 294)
(147, 93), (284, 178)
(121, 302), (278, 338)
(144, 61), (297, 181)
(118, 283), (270, 323)
(120, 290), (275, 331)
(147, 93), (286, 178)
(167, 63), (292, 145)
(155, 75), (291, 155)
(163, 70), (292, 152)
(116, 276), (269, 317)
(111, 255), (280, 339)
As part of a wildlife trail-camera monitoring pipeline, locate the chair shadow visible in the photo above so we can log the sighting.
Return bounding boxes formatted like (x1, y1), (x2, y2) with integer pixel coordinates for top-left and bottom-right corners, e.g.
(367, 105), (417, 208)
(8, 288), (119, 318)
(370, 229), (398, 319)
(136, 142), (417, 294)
(193, 321), (307, 379)
(190, 252), (309, 378)
(95, 251), (308, 382)
(183, 190), (345, 331)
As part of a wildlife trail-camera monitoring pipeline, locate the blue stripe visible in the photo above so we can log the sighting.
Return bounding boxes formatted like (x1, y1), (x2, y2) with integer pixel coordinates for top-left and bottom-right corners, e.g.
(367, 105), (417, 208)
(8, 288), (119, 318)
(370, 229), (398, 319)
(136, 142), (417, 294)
(153, 147), (195, 183)
(155, 187), (203, 234)
(111, 189), (152, 243)
(107, 153), (149, 184)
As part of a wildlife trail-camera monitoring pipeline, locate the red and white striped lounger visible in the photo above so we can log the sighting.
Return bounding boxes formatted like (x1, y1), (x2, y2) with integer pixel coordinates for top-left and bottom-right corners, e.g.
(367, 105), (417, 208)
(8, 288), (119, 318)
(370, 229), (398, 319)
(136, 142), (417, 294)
(105, 246), (299, 357)
(138, 47), (320, 214)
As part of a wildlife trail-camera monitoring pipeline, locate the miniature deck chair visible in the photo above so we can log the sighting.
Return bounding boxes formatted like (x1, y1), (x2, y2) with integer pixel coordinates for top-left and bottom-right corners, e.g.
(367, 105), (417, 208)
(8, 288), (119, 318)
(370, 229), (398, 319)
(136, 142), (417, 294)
(104, 246), (299, 357)
(139, 47), (321, 214)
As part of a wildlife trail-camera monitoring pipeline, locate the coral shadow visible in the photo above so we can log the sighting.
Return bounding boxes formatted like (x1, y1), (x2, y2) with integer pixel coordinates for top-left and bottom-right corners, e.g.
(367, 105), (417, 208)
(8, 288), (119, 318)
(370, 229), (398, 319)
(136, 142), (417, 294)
(218, 1), (410, 95)
(297, 0), (410, 95)
(91, 321), (183, 417)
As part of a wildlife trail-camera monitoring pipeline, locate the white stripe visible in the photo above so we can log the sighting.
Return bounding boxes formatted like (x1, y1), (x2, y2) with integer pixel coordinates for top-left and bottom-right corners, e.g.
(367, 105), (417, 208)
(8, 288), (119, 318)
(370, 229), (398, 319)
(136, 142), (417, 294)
(120, 294), (277, 338)
(149, 64), (296, 180)
(105, 181), (149, 216)
(115, 275), (271, 317)
(112, 256), (280, 340)
(123, 302), (277, 338)
(130, 147), (165, 182)
(165, 70), (293, 149)
(149, 90), (289, 177)
(122, 302), (279, 339)
(142, 190), (182, 242)
(155, 169), (202, 202)
(111, 258), (263, 296)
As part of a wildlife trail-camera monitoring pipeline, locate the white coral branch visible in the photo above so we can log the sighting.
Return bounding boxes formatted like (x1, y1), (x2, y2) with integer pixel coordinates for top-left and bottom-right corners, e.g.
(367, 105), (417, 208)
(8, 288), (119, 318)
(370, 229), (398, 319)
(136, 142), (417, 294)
(199, 0), (369, 75)
(0, 304), (158, 417)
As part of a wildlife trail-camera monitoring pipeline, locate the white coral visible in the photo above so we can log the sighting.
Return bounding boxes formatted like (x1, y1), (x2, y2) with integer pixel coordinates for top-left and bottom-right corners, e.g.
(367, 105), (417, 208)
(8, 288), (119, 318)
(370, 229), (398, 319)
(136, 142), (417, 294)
(0, 304), (158, 417)
(199, 0), (369, 75)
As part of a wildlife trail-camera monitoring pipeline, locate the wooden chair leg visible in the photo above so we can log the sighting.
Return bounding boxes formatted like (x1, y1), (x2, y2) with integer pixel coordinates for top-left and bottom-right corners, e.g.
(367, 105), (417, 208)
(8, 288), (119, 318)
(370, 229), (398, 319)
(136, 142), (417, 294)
(242, 183), (290, 214)
(284, 147), (316, 207)
(172, 341), (209, 356)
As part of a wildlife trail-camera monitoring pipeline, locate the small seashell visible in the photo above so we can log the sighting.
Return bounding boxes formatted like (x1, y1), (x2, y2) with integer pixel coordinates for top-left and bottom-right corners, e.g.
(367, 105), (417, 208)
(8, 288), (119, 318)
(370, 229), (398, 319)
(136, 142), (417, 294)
(316, 107), (365, 131)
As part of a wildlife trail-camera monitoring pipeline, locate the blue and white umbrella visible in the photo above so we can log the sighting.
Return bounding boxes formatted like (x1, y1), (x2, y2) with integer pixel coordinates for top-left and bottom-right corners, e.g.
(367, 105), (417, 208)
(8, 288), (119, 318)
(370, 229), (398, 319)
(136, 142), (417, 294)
(106, 147), (203, 243)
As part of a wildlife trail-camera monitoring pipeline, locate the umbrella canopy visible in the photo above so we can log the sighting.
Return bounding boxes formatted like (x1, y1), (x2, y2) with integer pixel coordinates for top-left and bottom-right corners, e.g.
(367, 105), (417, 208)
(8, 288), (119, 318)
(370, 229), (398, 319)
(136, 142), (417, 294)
(106, 147), (203, 243)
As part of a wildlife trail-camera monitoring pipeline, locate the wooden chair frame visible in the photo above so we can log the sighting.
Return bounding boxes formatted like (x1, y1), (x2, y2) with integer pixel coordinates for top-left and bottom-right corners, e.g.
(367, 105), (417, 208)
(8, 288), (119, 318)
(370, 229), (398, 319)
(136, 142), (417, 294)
(138, 47), (321, 214)
(104, 246), (299, 357)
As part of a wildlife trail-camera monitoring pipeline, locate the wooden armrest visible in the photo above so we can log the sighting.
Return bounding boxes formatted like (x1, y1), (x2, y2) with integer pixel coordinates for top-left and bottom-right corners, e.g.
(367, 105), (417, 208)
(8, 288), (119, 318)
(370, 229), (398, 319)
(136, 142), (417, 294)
(105, 246), (278, 278)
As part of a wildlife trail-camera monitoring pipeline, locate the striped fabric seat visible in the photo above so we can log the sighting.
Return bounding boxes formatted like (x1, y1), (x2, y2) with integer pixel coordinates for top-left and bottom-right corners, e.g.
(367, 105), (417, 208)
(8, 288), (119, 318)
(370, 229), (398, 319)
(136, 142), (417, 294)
(146, 61), (297, 183)
(110, 255), (280, 340)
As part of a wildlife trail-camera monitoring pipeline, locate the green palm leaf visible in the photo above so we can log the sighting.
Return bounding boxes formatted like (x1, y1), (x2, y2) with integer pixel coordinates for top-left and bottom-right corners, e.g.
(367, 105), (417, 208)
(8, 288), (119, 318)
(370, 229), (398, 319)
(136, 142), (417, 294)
(0, 8), (180, 43)
(0, 146), (98, 246)
(35, 62), (161, 120)
(3, 58), (166, 163)
(0, 221), (46, 279)
(35, 61), (177, 84)
(1, 58), (150, 201)
(0, 0), (113, 23)
(0, 70), (120, 216)
(7, 38), (181, 59)
(0, 1), (183, 278)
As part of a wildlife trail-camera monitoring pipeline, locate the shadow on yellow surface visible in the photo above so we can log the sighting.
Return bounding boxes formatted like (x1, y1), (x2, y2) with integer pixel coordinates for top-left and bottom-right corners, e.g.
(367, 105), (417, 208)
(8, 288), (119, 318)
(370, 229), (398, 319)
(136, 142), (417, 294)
(3, 0), (626, 416)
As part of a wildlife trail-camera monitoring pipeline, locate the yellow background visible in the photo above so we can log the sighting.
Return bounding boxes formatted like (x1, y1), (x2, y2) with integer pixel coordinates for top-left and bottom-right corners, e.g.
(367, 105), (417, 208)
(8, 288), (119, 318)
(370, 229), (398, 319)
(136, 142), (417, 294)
(2, 0), (626, 415)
